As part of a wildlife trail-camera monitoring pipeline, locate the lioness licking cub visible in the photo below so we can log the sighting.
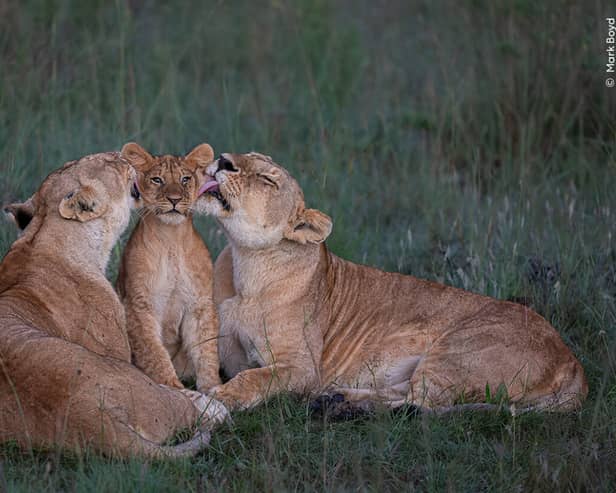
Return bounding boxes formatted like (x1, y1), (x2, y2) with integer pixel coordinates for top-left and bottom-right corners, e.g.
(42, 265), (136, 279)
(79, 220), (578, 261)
(197, 152), (587, 413)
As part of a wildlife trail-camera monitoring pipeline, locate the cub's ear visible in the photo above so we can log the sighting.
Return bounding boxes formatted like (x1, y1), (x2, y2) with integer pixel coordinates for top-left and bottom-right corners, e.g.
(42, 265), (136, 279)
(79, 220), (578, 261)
(185, 143), (215, 171)
(59, 186), (107, 222)
(121, 142), (153, 172)
(3, 197), (35, 230)
(284, 208), (333, 245)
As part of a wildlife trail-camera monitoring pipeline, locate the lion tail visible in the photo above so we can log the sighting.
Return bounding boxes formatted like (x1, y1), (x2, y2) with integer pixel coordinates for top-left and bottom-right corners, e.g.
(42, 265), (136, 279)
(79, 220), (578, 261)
(147, 430), (211, 459)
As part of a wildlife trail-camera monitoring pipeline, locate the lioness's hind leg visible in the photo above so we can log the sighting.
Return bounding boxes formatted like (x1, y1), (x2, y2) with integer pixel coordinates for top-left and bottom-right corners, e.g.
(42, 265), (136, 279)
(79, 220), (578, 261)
(406, 365), (468, 409)
(0, 325), (208, 457)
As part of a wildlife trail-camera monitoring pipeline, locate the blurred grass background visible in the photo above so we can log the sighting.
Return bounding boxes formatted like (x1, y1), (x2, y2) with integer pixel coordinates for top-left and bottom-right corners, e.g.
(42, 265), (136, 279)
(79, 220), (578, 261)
(1, 0), (615, 490)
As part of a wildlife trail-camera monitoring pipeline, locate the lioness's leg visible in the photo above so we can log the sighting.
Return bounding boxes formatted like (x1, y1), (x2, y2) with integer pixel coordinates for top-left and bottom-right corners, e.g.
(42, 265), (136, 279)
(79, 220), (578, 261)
(218, 328), (251, 380)
(408, 318), (587, 410)
(0, 324), (205, 457)
(405, 356), (577, 411)
(213, 245), (235, 305)
(210, 363), (316, 410)
(126, 309), (183, 389)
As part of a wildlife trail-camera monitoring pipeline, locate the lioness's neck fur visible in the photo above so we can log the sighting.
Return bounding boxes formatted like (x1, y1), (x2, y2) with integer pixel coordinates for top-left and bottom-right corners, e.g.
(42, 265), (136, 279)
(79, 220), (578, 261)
(35, 216), (118, 273)
(230, 241), (320, 299)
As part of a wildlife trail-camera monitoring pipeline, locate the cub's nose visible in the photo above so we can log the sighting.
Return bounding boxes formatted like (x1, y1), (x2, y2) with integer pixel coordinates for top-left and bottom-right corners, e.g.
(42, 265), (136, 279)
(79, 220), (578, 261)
(167, 195), (181, 206)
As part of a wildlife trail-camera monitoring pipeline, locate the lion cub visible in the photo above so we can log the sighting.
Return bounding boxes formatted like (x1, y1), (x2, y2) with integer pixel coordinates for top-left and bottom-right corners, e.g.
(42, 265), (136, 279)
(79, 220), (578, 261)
(118, 142), (221, 393)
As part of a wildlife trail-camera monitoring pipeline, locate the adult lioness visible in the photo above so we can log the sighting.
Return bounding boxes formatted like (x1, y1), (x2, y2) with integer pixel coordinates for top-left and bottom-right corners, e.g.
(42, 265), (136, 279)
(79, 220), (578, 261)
(197, 152), (587, 413)
(117, 142), (221, 393)
(0, 152), (225, 458)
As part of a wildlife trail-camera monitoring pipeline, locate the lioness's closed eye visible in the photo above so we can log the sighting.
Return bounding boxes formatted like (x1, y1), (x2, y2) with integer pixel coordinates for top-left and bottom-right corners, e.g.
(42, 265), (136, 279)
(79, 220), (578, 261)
(194, 152), (587, 413)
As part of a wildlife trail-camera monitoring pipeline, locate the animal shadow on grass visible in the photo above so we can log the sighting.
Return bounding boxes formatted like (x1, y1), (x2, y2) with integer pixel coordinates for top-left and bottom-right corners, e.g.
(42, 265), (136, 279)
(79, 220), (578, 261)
(308, 394), (425, 422)
(308, 392), (518, 422)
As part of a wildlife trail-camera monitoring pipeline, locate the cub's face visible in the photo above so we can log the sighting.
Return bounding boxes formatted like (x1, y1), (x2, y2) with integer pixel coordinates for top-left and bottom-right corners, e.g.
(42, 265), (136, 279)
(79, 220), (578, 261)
(195, 152), (332, 249)
(135, 156), (198, 224)
(121, 142), (215, 225)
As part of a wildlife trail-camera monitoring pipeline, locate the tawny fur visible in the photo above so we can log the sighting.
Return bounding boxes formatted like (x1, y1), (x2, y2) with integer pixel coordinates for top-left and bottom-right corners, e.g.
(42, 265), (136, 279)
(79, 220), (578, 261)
(199, 152), (588, 412)
(117, 143), (221, 393)
(0, 153), (222, 458)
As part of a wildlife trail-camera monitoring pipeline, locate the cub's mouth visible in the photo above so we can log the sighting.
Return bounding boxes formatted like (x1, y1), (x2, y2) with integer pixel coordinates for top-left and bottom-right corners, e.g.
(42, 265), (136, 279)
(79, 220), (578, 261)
(199, 177), (230, 211)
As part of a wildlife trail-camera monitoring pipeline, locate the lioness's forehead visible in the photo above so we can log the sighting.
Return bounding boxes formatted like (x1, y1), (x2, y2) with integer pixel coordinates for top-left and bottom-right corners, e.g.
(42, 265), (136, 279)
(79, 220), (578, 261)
(245, 152), (274, 164)
(234, 152), (288, 175)
(47, 152), (121, 175)
(45, 152), (123, 180)
(38, 152), (129, 198)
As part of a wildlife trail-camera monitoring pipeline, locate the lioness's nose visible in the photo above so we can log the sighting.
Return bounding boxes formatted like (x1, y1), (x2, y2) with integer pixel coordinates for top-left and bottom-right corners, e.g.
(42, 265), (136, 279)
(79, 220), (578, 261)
(217, 155), (237, 173)
(167, 195), (181, 206)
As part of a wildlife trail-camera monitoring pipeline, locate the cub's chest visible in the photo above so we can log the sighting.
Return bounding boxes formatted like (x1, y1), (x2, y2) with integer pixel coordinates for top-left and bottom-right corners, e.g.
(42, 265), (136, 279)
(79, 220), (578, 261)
(148, 255), (197, 313)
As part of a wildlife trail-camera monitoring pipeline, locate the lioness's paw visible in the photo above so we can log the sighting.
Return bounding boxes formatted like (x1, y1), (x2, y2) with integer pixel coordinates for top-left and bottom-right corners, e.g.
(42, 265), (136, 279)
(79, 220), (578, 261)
(206, 384), (253, 411)
(200, 396), (231, 426)
(309, 393), (374, 421)
(178, 388), (230, 426)
(164, 376), (184, 389)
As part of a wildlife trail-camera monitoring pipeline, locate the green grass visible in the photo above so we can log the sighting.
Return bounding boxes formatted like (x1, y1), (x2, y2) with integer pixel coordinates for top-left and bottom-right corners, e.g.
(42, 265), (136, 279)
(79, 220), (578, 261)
(1, 0), (615, 491)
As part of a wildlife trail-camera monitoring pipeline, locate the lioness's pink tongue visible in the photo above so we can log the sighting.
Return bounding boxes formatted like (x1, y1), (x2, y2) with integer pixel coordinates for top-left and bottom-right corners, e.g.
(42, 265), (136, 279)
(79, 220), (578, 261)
(199, 177), (219, 196)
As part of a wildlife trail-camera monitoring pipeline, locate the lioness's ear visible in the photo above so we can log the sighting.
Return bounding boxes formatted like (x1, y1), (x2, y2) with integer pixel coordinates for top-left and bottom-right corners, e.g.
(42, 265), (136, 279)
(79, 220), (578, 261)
(59, 186), (107, 222)
(284, 208), (333, 244)
(185, 143), (215, 171)
(121, 142), (153, 171)
(256, 169), (281, 189)
(3, 197), (35, 230)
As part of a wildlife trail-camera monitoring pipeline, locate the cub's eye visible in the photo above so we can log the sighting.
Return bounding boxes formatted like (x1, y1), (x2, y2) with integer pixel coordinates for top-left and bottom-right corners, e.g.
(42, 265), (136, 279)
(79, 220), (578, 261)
(181, 176), (191, 185)
(151, 177), (163, 185)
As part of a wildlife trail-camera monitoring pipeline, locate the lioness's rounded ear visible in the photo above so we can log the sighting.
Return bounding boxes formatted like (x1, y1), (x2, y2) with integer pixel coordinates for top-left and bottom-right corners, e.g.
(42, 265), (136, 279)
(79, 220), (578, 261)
(4, 196), (35, 230)
(121, 142), (153, 171)
(59, 186), (107, 222)
(256, 169), (281, 189)
(284, 208), (333, 244)
(185, 143), (215, 170)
